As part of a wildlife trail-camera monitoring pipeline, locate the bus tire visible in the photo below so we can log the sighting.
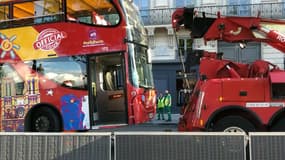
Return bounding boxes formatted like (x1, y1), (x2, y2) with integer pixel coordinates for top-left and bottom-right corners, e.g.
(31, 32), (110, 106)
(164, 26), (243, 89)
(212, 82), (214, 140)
(30, 107), (61, 132)
(270, 116), (285, 131)
(212, 115), (256, 133)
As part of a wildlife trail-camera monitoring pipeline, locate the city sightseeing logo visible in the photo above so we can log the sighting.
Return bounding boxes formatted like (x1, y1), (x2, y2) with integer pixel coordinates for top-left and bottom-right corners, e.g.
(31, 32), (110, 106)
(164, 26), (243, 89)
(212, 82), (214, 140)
(89, 30), (97, 39)
(82, 30), (104, 48)
(33, 28), (67, 51)
(0, 33), (20, 59)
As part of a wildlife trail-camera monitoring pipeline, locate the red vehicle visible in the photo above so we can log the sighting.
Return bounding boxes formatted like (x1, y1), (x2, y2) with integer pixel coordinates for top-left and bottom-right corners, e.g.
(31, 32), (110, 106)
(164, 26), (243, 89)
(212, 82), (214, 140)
(0, 0), (156, 132)
(172, 8), (285, 132)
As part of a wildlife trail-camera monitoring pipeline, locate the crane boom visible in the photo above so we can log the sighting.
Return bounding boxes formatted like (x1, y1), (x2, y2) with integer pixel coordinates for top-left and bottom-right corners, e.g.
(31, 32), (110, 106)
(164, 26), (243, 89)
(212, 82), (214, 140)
(172, 8), (285, 52)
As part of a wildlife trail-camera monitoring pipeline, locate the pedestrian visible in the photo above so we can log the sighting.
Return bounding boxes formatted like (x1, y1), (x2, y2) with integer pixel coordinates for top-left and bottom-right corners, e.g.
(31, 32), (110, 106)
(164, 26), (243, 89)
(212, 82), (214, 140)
(156, 93), (165, 120)
(164, 89), (172, 121)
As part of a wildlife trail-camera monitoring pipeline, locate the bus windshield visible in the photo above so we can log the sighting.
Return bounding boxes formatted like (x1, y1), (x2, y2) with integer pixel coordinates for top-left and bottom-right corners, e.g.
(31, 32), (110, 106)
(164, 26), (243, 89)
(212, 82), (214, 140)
(122, 0), (154, 88)
(134, 46), (154, 88)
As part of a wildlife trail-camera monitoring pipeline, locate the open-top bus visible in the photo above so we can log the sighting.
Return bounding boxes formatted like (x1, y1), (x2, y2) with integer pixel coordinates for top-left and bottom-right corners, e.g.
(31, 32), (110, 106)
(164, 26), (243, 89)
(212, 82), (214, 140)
(0, 0), (156, 132)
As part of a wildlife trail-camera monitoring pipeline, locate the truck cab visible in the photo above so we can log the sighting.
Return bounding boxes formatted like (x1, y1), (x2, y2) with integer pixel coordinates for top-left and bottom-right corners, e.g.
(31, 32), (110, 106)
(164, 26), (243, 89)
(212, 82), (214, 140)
(179, 53), (285, 132)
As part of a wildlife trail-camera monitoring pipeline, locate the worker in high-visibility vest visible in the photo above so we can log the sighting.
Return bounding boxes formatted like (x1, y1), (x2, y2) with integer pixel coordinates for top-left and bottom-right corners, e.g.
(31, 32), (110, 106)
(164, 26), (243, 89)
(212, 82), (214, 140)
(157, 93), (165, 120)
(164, 89), (172, 121)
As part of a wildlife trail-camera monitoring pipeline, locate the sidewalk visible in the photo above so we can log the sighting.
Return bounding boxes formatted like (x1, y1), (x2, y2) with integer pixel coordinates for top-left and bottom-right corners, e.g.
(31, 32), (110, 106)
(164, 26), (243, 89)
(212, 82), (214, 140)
(147, 114), (180, 125)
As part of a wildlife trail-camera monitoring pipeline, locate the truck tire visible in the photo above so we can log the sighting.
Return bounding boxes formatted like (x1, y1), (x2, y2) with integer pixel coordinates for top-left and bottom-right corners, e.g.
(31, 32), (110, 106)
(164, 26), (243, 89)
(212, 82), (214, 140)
(30, 107), (61, 132)
(212, 115), (256, 133)
(270, 116), (285, 131)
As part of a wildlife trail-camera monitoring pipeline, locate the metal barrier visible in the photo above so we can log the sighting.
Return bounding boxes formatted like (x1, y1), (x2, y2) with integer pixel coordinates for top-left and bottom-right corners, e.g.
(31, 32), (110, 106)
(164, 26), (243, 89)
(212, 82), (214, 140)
(249, 132), (285, 160)
(114, 132), (246, 160)
(3, 132), (285, 160)
(0, 132), (111, 160)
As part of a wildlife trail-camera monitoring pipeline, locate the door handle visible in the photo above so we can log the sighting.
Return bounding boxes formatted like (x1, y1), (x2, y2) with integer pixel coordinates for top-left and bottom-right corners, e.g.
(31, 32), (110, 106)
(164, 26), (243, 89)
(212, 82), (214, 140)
(92, 82), (96, 96)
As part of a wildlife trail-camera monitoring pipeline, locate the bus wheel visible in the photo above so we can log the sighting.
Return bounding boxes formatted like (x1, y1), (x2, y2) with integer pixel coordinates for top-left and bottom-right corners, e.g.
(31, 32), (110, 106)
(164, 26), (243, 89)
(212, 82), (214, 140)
(212, 115), (256, 133)
(270, 116), (285, 131)
(31, 107), (61, 132)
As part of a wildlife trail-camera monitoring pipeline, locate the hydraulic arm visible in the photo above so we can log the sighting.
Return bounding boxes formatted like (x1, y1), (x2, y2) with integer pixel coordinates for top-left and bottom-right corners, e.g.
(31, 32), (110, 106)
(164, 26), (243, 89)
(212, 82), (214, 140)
(172, 8), (285, 53)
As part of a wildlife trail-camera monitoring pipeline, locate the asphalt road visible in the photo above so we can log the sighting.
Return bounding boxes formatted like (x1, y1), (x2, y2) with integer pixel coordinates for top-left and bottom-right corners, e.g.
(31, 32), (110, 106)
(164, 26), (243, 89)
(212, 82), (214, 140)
(91, 114), (180, 132)
(91, 123), (178, 132)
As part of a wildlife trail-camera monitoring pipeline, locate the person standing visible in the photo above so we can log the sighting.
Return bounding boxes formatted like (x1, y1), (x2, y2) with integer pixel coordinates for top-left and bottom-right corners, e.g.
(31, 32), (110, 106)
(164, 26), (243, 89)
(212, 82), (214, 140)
(164, 89), (172, 121)
(156, 93), (165, 120)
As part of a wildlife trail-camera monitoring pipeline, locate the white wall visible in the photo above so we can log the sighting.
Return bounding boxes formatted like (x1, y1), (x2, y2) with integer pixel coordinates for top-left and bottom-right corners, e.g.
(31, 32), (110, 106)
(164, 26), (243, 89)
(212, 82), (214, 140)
(192, 38), (218, 52)
(151, 28), (176, 61)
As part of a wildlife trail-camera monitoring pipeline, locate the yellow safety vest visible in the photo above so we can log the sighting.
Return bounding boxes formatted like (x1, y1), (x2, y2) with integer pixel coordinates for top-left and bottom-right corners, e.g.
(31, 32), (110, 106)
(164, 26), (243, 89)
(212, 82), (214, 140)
(164, 94), (171, 107)
(157, 97), (165, 109)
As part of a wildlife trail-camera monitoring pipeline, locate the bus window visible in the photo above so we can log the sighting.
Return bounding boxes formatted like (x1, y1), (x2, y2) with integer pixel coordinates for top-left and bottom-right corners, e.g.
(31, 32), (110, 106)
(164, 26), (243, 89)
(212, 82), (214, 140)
(0, 6), (8, 21)
(33, 0), (62, 23)
(0, 0), (63, 28)
(133, 46), (154, 88)
(0, 5), (9, 28)
(67, 0), (120, 26)
(0, 0), (63, 27)
(95, 55), (124, 91)
(31, 60), (44, 74)
(0, 63), (25, 96)
(10, 0), (62, 25)
(27, 56), (87, 90)
(103, 66), (124, 91)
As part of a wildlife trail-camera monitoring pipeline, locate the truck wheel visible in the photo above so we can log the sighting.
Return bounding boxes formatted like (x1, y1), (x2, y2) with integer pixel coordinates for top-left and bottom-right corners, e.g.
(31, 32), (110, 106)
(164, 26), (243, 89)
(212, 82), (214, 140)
(31, 107), (61, 132)
(270, 116), (285, 131)
(212, 115), (256, 133)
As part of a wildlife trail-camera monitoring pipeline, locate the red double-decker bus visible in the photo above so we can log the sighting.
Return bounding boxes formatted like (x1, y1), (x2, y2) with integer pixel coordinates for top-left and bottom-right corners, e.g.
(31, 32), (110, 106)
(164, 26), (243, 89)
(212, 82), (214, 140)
(0, 0), (156, 132)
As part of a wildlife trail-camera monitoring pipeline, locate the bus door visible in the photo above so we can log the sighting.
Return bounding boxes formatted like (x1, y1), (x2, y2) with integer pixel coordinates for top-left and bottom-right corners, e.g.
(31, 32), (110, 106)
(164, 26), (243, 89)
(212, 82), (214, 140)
(88, 53), (127, 126)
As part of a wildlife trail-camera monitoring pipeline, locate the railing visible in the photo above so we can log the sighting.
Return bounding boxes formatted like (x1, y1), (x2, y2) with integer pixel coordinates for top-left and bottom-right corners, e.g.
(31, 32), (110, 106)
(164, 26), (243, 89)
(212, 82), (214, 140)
(140, 8), (176, 26)
(141, 2), (285, 26)
(3, 132), (285, 160)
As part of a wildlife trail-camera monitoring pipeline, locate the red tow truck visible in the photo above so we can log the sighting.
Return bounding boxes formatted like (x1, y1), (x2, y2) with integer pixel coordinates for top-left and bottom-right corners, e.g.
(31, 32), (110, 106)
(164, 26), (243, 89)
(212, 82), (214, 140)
(172, 8), (285, 132)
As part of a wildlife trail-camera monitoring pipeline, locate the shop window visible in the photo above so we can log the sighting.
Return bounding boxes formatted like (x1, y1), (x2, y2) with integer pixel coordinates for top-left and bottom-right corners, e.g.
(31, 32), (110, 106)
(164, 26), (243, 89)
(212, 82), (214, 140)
(177, 38), (192, 59)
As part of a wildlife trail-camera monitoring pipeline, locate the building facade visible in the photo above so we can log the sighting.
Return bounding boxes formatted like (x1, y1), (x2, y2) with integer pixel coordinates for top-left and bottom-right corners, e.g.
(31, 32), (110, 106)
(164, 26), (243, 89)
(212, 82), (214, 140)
(134, 0), (285, 111)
